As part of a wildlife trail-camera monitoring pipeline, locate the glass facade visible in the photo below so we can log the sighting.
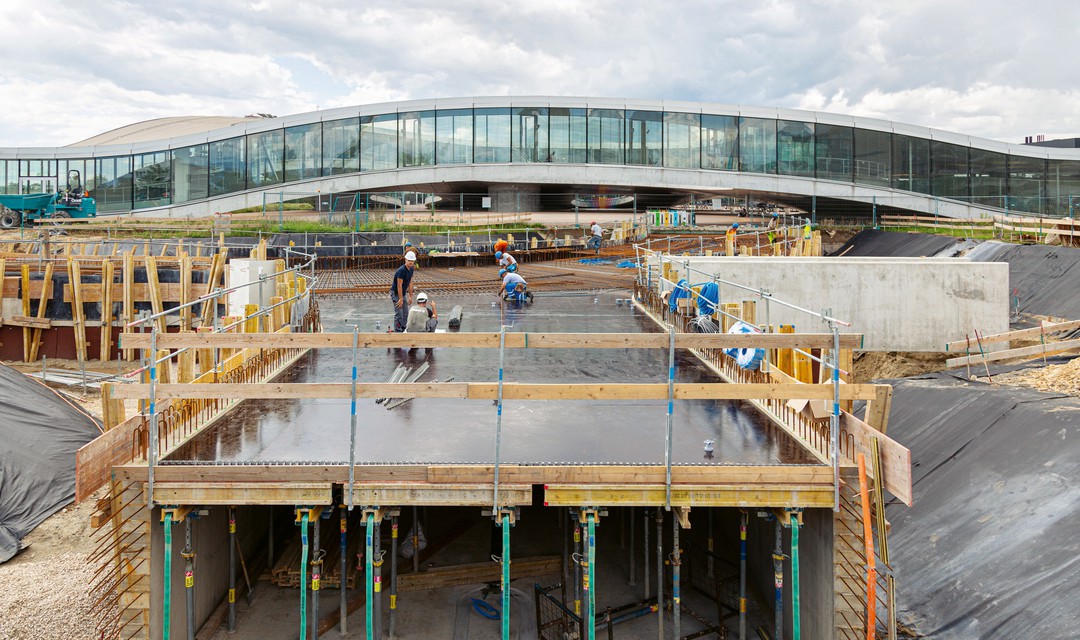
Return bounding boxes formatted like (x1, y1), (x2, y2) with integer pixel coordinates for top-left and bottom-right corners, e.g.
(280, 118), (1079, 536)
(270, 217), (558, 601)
(777, 120), (814, 177)
(322, 118), (359, 176)
(436, 109), (473, 165)
(512, 107), (548, 162)
(134, 151), (171, 209)
(173, 144), (209, 203)
(474, 108), (511, 163)
(3, 102), (1077, 215)
(285, 123), (321, 182)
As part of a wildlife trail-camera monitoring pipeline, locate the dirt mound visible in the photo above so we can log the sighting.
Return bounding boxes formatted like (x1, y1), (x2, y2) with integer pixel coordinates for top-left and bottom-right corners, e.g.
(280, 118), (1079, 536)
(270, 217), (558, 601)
(853, 351), (948, 382)
(995, 356), (1080, 396)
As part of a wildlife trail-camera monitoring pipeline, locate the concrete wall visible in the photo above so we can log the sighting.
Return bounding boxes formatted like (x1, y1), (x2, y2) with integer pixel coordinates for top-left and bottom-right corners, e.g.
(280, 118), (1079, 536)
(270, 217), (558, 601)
(653, 256), (1009, 351)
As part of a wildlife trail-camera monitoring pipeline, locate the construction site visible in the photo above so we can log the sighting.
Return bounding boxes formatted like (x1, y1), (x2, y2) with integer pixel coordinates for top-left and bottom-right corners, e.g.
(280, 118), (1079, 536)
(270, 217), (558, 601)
(2, 210), (1080, 640)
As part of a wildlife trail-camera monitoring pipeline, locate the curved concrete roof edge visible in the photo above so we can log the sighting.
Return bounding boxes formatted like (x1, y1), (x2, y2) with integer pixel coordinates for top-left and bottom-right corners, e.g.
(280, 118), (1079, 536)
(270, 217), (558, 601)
(6, 96), (1078, 161)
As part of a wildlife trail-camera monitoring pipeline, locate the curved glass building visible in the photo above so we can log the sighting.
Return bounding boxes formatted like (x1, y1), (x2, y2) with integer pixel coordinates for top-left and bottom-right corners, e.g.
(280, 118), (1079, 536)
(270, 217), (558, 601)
(1, 97), (1078, 218)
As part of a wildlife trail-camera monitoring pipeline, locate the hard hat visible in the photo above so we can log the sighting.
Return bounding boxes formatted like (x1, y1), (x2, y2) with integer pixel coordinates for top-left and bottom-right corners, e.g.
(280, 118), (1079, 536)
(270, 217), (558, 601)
(495, 251), (503, 259)
(731, 223), (739, 229)
(416, 292), (428, 302)
(499, 269), (507, 278)
(591, 221), (597, 225)
(404, 240), (412, 246)
(404, 251), (417, 261)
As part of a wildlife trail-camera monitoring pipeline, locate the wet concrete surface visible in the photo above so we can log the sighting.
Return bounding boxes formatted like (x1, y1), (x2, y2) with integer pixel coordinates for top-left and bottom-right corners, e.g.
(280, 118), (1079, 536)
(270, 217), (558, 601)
(171, 292), (815, 466)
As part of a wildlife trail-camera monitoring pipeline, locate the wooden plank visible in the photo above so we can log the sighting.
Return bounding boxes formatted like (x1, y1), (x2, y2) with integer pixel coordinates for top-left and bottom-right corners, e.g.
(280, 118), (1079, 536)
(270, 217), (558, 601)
(350, 484), (532, 506)
(841, 413), (913, 506)
(69, 258), (87, 362)
(152, 482), (332, 505)
(543, 484), (835, 507)
(944, 319), (1080, 351)
(29, 262), (53, 362)
(864, 385), (893, 434)
(145, 255), (165, 333)
(120, 331), (865, 350)
(180, 254), (192, 330)
(122, 251), (135, 361)
(396, 556), (560, 592)
(114, 463), (833, 487)
(9, 315), (52, 329)
(944, 337), (1080, 368)
(200, 251), (224, 328)
(99, 258), (114, 361)
(21, 264), (31, 362)
(110, 381), (888, 401)
(62, 281), (196, 304)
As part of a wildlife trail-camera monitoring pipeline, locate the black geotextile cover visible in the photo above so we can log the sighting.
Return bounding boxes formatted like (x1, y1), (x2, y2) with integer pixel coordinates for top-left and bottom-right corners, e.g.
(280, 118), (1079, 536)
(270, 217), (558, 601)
(965, 241), (1080, 321)
(0, 364), (101, 563)
(830, 229), (976, 258)
(876, 371), (1080, 638)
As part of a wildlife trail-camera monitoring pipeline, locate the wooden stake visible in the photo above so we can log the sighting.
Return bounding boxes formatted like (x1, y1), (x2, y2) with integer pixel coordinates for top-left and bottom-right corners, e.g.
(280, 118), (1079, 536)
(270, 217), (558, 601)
(21, 264), (31, 362)
(122, 252), (135, 361)
(180, 253), (192, 331)
(99, 259), (114, 361)
(68, 257), (87, 363)
(29, 262), (54, 363)
(145, 255), (165, 333)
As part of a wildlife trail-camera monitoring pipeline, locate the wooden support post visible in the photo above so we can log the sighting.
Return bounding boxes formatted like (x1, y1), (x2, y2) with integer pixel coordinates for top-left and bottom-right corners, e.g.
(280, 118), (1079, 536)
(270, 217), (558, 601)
(68, 258), (87, 363)
(21, 264), (31, 362)
(200, 252), (224, 329)
(101, 382), (126, 430)
(794, 350), (813, 384)
(741, 300), (756, 326)
(122, 252), (135, 361)
(145, 255), (165, 333)
(270, 296), (285, 333)
(177, 337), (196, 383)
(196, 326), (214, 375)
(864, 385), (893, 434)
(99, 259), (114, 361)
(722, 303), (740, 332)
(243, 304), (259, 333)
(157, 349), (172, 384)
(778, 325), (795, 376)
(180, 254), (192, 331)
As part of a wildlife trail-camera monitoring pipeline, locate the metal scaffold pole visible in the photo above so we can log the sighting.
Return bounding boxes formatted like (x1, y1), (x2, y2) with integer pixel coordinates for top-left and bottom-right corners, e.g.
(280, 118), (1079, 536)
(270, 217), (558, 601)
(347, 326), (358, 511)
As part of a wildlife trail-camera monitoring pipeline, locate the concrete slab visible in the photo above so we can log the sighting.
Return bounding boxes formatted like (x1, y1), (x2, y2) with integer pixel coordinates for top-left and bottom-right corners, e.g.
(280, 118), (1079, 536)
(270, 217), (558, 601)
(170, 293), (815, 466)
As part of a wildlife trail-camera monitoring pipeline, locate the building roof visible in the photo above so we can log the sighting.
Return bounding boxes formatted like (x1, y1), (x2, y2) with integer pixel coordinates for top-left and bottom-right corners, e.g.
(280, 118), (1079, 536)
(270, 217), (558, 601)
(68, 115), (261, 147)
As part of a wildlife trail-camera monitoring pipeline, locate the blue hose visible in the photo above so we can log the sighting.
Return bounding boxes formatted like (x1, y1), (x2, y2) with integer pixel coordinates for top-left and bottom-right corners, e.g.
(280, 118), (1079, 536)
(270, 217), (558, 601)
(471, 597), (501, 620)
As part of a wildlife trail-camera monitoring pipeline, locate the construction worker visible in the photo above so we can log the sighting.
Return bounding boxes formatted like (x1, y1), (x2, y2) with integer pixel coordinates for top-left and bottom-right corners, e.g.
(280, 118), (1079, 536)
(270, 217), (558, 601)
(497, 268), (533, 302)
(391, 251), (417, 332)
(495, 250), (518, 273)
(406, 291), (438, 332)
(586, 221), (604, 253)
(493, 239), (509, 254)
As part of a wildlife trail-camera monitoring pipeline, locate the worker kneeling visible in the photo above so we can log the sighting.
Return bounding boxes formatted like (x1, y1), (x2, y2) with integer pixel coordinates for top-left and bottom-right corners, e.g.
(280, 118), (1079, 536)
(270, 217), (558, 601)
(498, 269), (533, 302)
(405, 292), (439, 332)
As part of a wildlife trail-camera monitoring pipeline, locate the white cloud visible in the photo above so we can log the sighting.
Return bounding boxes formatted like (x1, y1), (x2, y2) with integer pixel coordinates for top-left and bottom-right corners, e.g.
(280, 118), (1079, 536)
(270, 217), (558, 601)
(0, 0), (1077, 146)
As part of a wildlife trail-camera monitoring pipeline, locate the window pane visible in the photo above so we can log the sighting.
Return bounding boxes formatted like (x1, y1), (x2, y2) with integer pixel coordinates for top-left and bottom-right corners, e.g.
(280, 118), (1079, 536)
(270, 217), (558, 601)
(930, 141), (969, 200)
(854, 129), (891, 187)
(777, 120), (814, 177)
(399, 110), (435, 167)
(92, 156), (133, 212)
(361, 114), (397, 171)
(322, 118), (359, 176)
(436, 109), (474, 164)
(285, 123), (321, 182)
(248, 130), (284, 187)
(625, 110), (662, 166)
(587, 109), (625, 164)
(0, 160), (9, 193)
(475, 108), (511, 163)
(512, 107), (548, 162)
(701, 114), (738, 170)
(891, 135), (931, 194)
(663, 112), (700, 169)
(549, 108), (586, 163)
(970, 148), (1006, 208)
(815, 124), (853, 182)
(210, 137), (246, 196)
(1007, 155), (1045, 214)
(1046, 159), (1080, 217)
(172, 144), (209, 203)
(58, 160), (90, 194)
(739, 117), (776, 174)
(134, 151), (171, 209)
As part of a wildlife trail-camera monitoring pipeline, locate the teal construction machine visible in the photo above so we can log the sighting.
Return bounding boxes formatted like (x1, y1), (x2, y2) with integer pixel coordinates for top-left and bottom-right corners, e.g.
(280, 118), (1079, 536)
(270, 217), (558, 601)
(0, 170), (97, 228)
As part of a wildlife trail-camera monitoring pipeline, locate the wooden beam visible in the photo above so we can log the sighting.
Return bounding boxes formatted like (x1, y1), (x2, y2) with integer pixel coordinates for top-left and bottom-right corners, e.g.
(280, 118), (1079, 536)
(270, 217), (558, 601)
(28, 262), (54, 363)
(9, 315), (52, 329)
(119, 331), (865, 350)
(674, 506), (691, 528)
(21, 264), (31, 362)
(396, 556), (560, 592)
(152, 482), (332, 505)
(841, 413), (913, 506)
(122, 251), (134, 361)
(145, 255), (165, 333)
(864, 384), (893, 434)
(68, 258), (87, 363)
(944, 319), (1080, 351)
(944, 337), (1080, 368)
(99, 259), (114, 361)
(542, 484), (835, 507)
(350, 484), (532, 506)
(110, 381), (888, 401)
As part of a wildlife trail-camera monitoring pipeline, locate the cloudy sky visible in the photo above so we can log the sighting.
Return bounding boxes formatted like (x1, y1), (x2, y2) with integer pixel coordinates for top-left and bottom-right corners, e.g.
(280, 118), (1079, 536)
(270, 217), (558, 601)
(0, 0), (1076, 147)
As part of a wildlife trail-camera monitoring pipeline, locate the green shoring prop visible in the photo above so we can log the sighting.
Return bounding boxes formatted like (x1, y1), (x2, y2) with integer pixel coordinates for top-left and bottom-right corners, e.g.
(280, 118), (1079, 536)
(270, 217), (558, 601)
(163, 513), (173, 640)
(300, 513), (309, 640)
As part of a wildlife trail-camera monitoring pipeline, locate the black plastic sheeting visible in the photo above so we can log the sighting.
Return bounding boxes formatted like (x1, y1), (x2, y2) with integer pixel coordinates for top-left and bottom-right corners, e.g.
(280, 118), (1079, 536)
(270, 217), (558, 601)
(0, 364), (102, 563)
(965, 241), (1080, 321)
(830, 230), (977, 258)
(872, 371), (1080, 638)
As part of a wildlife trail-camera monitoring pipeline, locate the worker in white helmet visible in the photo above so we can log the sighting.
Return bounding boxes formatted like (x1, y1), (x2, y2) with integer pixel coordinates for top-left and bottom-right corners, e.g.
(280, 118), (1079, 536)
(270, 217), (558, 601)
(405, 291), (438, 332)
(391, 251), (417, 331)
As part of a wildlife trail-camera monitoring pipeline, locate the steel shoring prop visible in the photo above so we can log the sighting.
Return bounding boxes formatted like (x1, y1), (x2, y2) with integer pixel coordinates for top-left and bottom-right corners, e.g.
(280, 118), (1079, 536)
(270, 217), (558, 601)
(584, 510), (598, 640)
(364, 510), (375, 640)
(228, 507), (236, 633)
(300, 513), (309, 640)
(665, 325), (675, 510)
(773, 519), (784, 640)
(656, 510), (664, 640)
(671, 516), (681, 639)
(312, 514), (323, 640)
(791, 512), (802, 640)
(347, 326), (358, 511)
(389, 515), (398, 638)
(573, 512), (583, 624)
(184, 519), (195, 640)
(340, 506), (349, 636)
(373, 517), (384, 638)
(499, 510), (513, 639)
(739, 510), (747, 640)
(492, 326), (507, 513)
(163, 513), (173, 640)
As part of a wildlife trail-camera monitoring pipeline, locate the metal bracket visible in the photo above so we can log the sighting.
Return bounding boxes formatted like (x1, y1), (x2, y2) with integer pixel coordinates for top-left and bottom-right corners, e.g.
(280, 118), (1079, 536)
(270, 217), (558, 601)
(773, 507), (804, 528)
(295, 506), (325, 523)
(160, 505), (194, 523)
(482, 507), (519, 525)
